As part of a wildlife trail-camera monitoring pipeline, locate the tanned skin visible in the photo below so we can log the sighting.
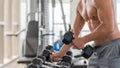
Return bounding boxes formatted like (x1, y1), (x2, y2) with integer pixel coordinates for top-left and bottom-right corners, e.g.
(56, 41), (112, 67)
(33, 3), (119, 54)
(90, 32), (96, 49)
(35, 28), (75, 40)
(50, 0), (120, 62)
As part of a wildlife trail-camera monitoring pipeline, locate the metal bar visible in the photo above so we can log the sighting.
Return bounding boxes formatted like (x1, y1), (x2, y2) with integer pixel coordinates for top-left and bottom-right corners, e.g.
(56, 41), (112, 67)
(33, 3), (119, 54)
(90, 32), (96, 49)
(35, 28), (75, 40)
(6, 29), (26, 37)
(59, 0), (67, 32)
(27, 11), (42, 16)
(52, 0), (55, 44)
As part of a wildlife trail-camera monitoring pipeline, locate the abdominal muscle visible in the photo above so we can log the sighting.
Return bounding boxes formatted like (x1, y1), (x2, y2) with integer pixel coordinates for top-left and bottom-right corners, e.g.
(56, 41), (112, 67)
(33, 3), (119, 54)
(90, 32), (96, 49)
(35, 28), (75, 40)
(88, 20), (120, 45)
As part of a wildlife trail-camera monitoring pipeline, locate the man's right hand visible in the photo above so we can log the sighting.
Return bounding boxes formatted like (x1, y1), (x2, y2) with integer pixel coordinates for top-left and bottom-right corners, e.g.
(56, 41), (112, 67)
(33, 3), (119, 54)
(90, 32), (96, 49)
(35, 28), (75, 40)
(50, 44), (73, 62)
(50, 52), (64, 62)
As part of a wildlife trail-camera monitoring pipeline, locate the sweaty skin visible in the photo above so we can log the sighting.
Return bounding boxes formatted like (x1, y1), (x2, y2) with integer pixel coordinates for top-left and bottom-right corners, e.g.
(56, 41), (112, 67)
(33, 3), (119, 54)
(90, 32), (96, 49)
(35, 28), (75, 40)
(50, 0), (120, 61)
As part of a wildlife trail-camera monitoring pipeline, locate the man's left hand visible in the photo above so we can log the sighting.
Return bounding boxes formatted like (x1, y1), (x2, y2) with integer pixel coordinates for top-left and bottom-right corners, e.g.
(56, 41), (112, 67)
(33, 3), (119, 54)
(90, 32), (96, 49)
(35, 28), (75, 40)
(72, 37), (86, 49)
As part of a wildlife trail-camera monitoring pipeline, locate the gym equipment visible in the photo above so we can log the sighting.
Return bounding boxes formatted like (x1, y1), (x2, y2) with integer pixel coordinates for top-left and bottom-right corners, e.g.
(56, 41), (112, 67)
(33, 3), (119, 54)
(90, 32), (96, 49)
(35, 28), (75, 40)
(62, 27), (94, 59)
(58, 51), (73, 68)
(27, 45), (69, 68)
(27, 63), (39, 68)
(74, 45), (94, 59)
(58, 0), (67, 32)
(42, 45), (54, 61)
(6, 29), (26, 37)
(62, 25), (74, 45)
(24, 20), (39, 57)
(81, 45), (94, 59)
(62, 31), (74, 45)
(27, 45), (53, 67)
(27, 46), (73, 68)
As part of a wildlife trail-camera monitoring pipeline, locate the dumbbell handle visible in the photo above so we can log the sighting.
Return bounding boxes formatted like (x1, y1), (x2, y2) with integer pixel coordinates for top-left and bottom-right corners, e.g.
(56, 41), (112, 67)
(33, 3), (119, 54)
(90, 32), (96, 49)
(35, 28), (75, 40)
(74, 54), (82, 58)
(74, 45), (94, 59)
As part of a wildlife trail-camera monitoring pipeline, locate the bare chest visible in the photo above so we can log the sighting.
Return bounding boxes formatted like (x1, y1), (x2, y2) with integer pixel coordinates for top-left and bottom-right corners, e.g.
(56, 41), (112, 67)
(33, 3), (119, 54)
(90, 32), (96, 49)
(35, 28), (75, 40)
(78, 0), (98, 21)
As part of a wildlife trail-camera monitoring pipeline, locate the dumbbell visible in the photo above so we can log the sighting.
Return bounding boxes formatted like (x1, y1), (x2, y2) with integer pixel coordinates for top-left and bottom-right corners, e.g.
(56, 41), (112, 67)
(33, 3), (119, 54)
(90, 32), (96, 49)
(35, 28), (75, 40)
(27, 63), (39, 68)
(28, 45), (54, 68)
(82, 45), (94, 59)
(27, 56), (45, 68)
(36, 45), (53, 62)
(62, 30), (94, 59)
(62, 24), (74, 45)
(42, 45), (54, 61)
(74, 45), (94, 59)
(58, 51), (73, 68)
(62, 31), (74, 45)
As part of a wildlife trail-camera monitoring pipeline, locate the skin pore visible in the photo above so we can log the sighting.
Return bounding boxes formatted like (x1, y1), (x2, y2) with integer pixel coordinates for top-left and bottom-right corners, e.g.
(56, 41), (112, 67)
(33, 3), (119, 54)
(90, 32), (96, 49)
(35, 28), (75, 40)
(50, 0), (120, 61)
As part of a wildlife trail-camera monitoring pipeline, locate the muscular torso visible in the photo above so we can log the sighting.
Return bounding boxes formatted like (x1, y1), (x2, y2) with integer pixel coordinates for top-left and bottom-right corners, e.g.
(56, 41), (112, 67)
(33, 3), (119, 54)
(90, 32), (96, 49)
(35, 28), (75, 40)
(77, 0), (120, 45)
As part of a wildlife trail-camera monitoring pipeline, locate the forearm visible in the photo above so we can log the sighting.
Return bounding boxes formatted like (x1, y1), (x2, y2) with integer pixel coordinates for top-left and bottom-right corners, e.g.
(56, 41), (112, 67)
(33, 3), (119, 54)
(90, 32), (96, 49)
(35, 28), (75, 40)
(59, 44), (72, 56)
(82, 23), (114, 43)
(58, 23), (83, 55)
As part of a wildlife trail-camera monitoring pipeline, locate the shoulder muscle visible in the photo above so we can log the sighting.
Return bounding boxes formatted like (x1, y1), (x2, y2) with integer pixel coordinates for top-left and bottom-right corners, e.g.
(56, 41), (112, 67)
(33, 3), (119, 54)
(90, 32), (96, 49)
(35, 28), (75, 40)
(94, 0), (112, 9)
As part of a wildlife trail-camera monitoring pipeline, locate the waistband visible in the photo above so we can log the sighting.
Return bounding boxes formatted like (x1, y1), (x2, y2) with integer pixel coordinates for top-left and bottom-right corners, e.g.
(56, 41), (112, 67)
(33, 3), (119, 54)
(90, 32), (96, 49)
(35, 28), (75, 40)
(94, 38), (120, 49)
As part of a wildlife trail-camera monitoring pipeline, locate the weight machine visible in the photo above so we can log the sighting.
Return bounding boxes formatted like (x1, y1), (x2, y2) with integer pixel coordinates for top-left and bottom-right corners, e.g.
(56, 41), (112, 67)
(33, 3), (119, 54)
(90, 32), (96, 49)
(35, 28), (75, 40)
(17, 0), (88, 68)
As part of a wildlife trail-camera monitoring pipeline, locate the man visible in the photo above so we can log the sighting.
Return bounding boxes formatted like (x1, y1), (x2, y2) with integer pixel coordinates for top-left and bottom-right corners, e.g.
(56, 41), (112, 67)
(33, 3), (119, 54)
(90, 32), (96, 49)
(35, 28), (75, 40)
(51, 0), (120, 68)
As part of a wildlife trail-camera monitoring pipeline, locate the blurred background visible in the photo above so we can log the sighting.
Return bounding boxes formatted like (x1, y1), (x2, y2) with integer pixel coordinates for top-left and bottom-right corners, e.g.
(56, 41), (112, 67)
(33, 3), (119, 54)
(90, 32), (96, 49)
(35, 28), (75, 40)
(0, 0), (120, 68)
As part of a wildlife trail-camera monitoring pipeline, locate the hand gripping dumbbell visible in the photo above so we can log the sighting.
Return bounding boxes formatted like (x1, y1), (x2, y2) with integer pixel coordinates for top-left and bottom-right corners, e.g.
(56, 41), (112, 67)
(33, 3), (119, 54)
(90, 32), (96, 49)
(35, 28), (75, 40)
(42, 45), (54, 61)
(62, 25), (74, 45)
(57, 51), (73, 68)
(62, 29), (94, 59)
(62, 31), (74, 45)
